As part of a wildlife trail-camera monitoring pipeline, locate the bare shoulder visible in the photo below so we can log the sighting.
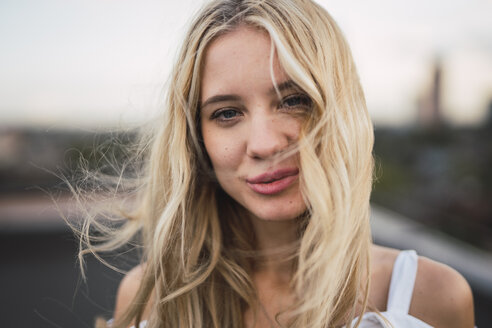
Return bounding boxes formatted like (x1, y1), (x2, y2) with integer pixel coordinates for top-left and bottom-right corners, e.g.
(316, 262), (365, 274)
(114, 263), (152, 324)
(370, 245), (475, 327)
(369, 245), (402, 310)
(411, 255), (475, 328)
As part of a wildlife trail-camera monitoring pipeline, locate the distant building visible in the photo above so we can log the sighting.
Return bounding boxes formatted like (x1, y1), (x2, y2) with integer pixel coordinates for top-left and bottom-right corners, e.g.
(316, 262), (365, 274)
(0, 129), (24, 170)
(417, 58), (444, 128)
(485, 99), (492, 128)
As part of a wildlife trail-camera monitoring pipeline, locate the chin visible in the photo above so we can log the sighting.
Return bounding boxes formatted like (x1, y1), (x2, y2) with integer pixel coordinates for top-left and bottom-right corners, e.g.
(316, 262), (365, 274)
(249, 203), (307, 222)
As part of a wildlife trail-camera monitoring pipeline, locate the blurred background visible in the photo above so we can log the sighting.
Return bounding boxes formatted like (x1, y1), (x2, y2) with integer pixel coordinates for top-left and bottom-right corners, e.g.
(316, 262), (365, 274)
(1, 0), (491, 326)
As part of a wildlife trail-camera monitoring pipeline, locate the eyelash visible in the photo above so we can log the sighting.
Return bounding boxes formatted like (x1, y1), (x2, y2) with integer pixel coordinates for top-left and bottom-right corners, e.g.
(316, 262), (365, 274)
(210, 93), (312, 123)
(279, 93), (312, 110)
(210, 108), (241, 122)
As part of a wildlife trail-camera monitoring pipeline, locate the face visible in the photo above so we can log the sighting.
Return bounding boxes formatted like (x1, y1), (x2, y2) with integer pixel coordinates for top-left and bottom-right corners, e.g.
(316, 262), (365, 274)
(200, 25), (310, 221)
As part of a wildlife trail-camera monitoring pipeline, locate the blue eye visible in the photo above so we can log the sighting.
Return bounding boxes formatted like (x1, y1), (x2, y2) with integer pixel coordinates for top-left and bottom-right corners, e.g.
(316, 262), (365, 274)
(211, 108), (241, 121)
(281, 94), (312, 109)
(221, 109), (238, 119)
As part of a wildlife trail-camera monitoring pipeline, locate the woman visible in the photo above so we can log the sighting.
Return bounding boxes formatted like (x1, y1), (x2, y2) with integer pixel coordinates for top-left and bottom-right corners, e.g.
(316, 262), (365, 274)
(82, 0), (475, 327)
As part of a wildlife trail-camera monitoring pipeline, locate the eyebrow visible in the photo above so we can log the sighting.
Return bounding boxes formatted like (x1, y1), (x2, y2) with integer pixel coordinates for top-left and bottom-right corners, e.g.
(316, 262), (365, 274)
(200, 94), (242, 109)
(271, 80), (300, 94)
(200, 79), (300, 109)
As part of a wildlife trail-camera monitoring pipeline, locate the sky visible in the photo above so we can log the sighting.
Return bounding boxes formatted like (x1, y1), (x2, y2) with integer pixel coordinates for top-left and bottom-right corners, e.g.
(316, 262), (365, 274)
(0, 0), (491, 129)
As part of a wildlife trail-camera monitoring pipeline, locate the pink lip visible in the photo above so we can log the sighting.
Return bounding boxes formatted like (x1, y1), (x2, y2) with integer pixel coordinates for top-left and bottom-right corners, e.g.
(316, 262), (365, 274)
(246, 168), (299, 195)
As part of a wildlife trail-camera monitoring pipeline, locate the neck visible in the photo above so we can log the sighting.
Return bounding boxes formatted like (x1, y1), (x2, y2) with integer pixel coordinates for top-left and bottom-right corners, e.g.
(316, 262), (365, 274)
(249, 216), (299, 274)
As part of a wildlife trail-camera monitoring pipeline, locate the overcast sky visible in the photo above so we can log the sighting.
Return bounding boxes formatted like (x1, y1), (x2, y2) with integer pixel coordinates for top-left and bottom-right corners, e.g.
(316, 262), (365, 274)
(1, 0), (491, 129)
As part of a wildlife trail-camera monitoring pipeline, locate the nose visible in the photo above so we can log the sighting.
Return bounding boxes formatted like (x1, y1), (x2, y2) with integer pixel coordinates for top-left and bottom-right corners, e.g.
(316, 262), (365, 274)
(246, 114), (290, 160)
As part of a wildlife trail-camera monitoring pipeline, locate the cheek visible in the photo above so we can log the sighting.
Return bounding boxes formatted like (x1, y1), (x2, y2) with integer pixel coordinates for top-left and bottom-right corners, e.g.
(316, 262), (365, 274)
(202, 128), (243, 173)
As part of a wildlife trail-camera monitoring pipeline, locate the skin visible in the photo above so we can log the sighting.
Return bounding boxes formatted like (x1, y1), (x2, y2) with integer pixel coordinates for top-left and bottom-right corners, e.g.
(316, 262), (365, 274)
(200, 25), (307, 227)
(114, 25), (475, 327)
(200, 25), (309, 254)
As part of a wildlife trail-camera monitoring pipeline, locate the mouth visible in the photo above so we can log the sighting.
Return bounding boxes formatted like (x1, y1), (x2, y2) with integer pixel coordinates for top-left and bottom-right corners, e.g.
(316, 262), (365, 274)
(246, 168), (299, 195)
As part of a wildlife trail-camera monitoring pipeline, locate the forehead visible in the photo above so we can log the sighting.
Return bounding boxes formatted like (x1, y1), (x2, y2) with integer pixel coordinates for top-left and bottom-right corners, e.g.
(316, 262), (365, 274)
(200, 25), (289, 100)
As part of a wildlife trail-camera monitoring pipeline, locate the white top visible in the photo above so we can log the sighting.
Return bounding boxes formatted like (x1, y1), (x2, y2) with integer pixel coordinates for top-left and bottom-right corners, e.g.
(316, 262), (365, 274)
(345, 250), (432, 327)
(115, 250), (433, 328)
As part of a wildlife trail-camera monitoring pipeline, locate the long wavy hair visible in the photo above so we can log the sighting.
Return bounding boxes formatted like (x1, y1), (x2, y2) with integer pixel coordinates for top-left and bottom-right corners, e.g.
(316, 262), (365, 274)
(78, 0), (375, 327)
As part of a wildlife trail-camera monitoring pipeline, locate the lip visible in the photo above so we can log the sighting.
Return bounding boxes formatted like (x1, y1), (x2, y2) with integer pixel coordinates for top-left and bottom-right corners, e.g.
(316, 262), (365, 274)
(246, 168), (299, 195)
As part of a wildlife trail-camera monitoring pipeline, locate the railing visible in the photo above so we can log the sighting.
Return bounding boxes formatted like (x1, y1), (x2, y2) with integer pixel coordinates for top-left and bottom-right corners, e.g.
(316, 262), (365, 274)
(371, 204), (492, 297)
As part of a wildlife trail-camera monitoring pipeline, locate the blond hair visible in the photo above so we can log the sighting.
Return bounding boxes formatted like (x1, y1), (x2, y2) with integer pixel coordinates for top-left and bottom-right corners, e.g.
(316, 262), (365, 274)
(78, 0), (374, 327)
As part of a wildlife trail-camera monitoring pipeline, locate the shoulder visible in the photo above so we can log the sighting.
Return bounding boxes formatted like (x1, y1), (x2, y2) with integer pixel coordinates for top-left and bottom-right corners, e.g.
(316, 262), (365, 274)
(411, 255), (475, 328)
(114, 264), (152, 324)
(369, 245), (401, 310)
(370, 246), (475, 327)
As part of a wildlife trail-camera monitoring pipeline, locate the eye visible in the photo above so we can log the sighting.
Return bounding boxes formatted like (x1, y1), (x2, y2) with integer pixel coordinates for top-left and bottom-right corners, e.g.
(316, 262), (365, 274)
(211, 108), (242, 122)
(221, 109), (238, 119)
(280, 94), (312, 110)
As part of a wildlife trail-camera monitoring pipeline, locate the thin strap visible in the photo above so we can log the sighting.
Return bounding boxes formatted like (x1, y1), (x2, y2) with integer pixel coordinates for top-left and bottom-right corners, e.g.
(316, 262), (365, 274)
(386, 250), (418, 314)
